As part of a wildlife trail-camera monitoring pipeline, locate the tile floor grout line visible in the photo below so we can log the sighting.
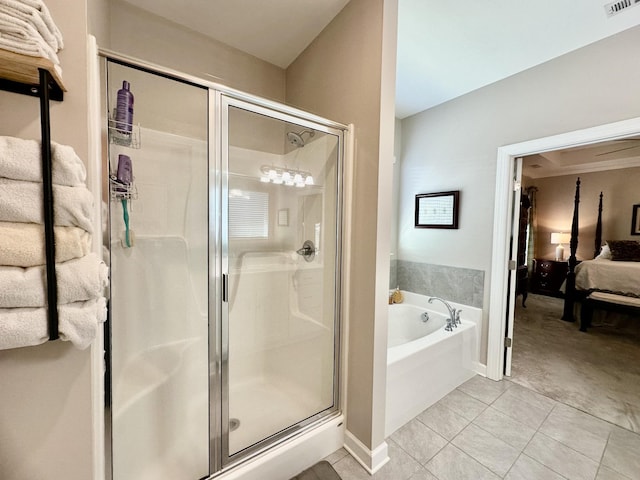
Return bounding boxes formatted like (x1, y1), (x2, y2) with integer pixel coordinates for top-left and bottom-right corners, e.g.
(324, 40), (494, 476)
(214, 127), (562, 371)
(535, 408), (614, 465)
(531, 429), (602, 480)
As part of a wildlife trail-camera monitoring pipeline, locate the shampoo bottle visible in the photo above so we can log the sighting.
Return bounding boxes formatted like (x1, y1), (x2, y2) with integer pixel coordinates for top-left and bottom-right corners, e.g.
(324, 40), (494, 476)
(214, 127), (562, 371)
(116, 154), (132, 184)
(115, 80), (134, 133)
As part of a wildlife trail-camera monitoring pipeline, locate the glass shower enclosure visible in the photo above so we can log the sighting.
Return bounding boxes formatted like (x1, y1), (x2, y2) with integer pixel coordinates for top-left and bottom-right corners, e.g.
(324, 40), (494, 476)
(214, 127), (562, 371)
(104, 57), (344, 479)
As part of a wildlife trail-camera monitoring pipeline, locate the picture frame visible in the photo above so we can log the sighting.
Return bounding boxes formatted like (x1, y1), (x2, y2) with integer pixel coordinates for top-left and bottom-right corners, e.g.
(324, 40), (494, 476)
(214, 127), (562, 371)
(415, 190), (460, 229)
(631, 204), (640, 236)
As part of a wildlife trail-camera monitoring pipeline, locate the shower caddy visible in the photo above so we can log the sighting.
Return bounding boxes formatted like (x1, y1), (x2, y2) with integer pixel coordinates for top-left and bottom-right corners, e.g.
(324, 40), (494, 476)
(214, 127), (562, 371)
(0, 48), (66, 341)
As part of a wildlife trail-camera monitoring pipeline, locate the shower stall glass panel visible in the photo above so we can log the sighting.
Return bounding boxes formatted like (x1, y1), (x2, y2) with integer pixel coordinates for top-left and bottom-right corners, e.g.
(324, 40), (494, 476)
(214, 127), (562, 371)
(105, 55), (344, 478)
(106, 61), (209, 480)
(222, 100), (341, 461)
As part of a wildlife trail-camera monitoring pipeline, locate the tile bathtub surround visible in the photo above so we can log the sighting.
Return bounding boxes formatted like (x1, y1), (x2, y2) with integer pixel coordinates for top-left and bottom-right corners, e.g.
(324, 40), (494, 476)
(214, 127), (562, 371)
(389, 258), (397, 290)
(396, 260), (484, 308)
(326, 376), (640, 480)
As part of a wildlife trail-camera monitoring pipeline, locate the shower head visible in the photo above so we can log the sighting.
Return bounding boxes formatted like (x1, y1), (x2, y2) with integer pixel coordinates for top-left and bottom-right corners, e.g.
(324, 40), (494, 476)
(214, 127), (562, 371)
(287, 129), (315, 148)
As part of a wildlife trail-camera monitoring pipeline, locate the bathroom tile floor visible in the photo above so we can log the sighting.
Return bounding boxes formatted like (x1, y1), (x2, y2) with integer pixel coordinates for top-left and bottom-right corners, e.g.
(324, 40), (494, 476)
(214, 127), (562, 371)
(325, 376), (640, 480)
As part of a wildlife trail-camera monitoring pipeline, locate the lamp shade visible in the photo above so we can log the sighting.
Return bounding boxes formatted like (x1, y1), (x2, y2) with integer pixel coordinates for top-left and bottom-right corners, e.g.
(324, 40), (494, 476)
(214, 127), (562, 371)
(550, 232), (571, 245)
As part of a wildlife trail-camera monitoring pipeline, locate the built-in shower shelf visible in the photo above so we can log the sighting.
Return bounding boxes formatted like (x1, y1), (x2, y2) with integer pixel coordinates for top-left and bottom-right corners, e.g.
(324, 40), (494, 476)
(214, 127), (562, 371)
(108, 114), (141, 148)
(113, 338), (198, 420)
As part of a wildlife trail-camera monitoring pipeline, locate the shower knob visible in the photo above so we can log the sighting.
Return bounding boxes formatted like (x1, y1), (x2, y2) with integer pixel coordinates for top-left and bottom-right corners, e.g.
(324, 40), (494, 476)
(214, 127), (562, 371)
(296, 240), (316, 262)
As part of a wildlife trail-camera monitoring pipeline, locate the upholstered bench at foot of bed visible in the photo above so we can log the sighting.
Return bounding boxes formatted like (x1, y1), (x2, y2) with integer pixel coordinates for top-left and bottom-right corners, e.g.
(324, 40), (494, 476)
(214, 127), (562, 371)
(580, 292), (640, 332)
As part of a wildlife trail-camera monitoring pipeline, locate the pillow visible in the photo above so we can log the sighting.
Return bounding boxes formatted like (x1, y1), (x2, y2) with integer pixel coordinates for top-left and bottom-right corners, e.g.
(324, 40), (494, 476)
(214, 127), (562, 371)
(606, 240), (640, 262)
(595, 243), (612, 260)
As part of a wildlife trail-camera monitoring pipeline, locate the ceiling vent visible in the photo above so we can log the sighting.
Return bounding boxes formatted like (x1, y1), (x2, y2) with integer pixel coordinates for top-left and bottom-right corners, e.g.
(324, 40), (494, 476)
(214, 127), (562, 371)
(604, 0), (640, 17)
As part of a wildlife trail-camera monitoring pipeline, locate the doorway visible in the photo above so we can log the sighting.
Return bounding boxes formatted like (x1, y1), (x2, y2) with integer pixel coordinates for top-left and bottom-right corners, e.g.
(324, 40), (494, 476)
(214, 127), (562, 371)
(487, 115), (640, 380)
(487, 117), (640, 433)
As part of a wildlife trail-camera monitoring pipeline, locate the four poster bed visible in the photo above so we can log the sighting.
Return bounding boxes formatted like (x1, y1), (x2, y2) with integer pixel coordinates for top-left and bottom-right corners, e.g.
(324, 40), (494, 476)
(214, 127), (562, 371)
(562, 178), (640, 331)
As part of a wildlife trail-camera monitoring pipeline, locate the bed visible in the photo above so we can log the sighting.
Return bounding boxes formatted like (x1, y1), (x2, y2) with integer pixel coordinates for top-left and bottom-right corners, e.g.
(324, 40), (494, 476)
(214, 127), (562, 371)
(574, 256), (640, 298)
(562, 179), (640, 331)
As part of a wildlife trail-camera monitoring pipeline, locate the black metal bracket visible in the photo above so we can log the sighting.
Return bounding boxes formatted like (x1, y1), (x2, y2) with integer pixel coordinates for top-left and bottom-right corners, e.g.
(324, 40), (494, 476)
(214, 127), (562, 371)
(38, 68), (59, 341)
(0, 75), (63, 101)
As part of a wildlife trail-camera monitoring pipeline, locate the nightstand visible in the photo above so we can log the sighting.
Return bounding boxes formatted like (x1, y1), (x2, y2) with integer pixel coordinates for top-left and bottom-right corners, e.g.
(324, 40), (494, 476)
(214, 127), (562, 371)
(531, 259), (568, 297)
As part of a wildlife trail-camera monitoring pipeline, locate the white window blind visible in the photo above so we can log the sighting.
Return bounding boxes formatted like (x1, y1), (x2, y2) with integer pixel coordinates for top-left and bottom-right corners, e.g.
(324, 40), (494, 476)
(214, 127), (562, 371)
(229, 190), (269, 238)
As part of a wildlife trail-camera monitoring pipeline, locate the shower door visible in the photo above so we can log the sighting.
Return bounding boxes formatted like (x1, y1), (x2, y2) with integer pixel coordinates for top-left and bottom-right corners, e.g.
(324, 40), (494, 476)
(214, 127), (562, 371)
(220, 97), (342, 463)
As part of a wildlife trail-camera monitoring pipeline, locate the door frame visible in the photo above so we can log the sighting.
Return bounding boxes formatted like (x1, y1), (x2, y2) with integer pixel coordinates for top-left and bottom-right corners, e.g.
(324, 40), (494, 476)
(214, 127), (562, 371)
(486, 116), (640, 380)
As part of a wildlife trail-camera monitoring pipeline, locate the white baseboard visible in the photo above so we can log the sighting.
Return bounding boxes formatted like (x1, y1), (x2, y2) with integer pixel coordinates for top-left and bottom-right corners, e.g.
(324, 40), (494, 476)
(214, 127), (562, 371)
(473, 362), (487, 377)
(344, 430), (389, 475)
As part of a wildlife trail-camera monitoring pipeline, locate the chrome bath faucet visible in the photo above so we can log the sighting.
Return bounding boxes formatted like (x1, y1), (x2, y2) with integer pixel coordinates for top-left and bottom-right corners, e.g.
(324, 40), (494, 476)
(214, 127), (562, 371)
(428, 297), (461, 330)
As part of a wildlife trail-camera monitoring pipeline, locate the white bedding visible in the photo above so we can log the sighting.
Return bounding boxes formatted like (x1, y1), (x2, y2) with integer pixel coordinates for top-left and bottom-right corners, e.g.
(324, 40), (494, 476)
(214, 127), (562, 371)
(575, 258), (640, 297)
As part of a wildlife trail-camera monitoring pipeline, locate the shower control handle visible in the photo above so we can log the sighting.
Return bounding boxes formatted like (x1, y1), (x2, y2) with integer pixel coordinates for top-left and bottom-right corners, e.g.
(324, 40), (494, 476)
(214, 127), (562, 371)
(296, 240), (316, 262)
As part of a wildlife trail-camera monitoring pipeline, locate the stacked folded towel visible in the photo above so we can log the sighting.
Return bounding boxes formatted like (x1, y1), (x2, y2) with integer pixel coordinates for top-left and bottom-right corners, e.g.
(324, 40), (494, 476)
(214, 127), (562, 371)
(0, 0), (63, 73)
(0, 136), (107, 351)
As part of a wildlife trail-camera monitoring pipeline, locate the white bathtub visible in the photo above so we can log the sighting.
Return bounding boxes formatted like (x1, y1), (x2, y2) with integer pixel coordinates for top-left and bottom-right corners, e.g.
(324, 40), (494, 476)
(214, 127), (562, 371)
(385, 292), (479, 436)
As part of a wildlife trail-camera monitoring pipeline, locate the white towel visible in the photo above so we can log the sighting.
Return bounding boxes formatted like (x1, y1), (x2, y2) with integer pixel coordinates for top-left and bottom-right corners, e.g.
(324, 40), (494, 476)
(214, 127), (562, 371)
(0, 222), (91, 267)
(0, 253), (108, 308)
(0, 297), (107, 351)
(0, 10), (59, 64)
(0, 3), (59, 51)
(0, 136), (86, 186)
(0, 178), (94, 232)
(2, 0), (63, 49)
(0, 22), (59, 66)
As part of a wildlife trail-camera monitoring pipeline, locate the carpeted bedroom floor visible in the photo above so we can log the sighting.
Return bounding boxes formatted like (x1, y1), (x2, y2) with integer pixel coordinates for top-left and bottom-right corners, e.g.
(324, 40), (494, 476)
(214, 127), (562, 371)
(511, 293), (640, 433)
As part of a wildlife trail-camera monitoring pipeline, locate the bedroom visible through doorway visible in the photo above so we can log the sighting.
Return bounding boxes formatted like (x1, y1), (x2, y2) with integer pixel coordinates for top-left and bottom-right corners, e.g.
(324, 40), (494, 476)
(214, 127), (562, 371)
(488, 116), (640, 380)
(509, 151), (640, 433)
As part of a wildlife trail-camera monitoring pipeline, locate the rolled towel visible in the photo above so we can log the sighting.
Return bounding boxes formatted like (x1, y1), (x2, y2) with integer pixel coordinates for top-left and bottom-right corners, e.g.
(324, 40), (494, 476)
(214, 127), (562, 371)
(2, 0), (63, 49)
(0, 10), (60, 64)
(0, 1), (61, 51)
(0, 253), (108, 308)
(0, 136), (86, 186)
(0, 222), (91, 267)
(0, 297), (107, 351)
(0, 178), (94, 233)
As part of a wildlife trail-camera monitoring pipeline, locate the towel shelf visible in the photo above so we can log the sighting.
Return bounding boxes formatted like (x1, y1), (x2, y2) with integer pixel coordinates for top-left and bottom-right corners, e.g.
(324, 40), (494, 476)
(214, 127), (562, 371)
(0, 52), (66, 342)
(0, 48), (65, 101)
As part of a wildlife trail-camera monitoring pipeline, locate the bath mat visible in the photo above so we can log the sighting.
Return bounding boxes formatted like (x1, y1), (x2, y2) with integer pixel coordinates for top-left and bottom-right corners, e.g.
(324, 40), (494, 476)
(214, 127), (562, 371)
(290, 460), (342, 480)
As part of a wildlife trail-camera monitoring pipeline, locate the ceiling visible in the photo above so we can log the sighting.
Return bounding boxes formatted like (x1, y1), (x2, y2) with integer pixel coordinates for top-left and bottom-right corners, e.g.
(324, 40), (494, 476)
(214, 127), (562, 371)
(396, 0), (640, 119)
(122, 0), (640, 119)
(522, 137), (640, 179)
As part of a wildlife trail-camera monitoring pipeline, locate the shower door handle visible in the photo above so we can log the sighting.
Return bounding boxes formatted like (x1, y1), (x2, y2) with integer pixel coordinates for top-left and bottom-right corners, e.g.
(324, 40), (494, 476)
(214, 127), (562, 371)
(222, 273), (228, 302)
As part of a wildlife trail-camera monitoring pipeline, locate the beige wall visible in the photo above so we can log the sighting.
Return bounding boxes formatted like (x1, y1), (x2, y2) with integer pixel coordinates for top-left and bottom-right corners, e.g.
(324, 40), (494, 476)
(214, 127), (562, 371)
(106, 0), (286, 102)
(531, 167), (640, 261)
(0, 1), (95, 479)
(398, 25), (640, 364)
(286, 0), (395, 451)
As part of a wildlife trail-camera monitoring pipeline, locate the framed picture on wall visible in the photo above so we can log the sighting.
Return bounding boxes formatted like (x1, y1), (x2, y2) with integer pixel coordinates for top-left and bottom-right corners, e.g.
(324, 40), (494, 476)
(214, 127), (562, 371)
(415, 190), (460, 229)
(631, 204), (640, 235)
